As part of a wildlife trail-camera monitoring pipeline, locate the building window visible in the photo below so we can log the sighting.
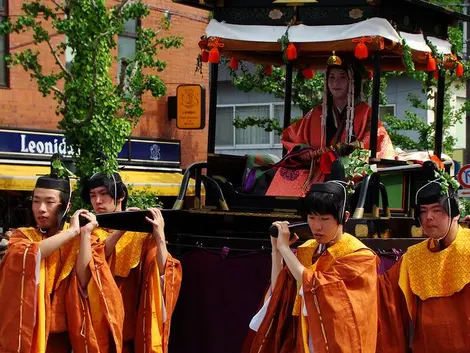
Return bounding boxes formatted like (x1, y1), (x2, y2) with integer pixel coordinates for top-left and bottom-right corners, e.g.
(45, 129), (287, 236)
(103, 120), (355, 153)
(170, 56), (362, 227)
(215, 103), (303, 148)
(118, 19), (138, 82)
(379, 104), (396, 120)
(65, 38), (74, 71)
(0, 0), (8, 87)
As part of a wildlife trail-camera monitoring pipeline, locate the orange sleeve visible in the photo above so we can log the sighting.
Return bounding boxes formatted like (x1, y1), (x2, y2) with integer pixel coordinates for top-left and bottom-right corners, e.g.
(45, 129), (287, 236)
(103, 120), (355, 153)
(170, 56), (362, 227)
(135, 247), (182, 353)
(0, 231), (40, 353)
(162, 254), (182, 352)
(65, 241), (125, 353)
(302, 249), (377, 290)
(376, 259), (409, 353)
(281, 108), (316, 152)
(302, 250), (379, 353)
(248, 267), (300, 353)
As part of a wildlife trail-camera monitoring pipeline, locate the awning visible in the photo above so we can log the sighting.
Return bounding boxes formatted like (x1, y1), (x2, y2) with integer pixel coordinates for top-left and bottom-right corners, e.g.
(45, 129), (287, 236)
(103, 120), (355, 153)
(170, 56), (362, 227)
(0, 164), (198, 196)
(206, 18), (401, 44)
(202, 17), (458, 71)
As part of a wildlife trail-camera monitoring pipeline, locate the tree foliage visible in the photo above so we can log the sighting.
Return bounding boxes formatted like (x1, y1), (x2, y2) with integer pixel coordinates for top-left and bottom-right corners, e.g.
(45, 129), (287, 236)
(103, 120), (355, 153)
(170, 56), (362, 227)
(0, 0), (182, 178)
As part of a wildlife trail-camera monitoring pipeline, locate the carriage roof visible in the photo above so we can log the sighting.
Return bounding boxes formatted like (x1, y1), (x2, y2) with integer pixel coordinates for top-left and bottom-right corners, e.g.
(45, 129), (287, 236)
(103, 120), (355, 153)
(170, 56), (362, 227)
(175, 0), (470, 71)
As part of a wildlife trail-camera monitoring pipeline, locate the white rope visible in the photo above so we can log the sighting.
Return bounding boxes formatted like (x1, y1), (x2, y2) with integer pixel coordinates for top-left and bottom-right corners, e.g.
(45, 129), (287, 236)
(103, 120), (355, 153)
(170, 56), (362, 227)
(346, 66), (355, 144)
(321, 75), (328, 147)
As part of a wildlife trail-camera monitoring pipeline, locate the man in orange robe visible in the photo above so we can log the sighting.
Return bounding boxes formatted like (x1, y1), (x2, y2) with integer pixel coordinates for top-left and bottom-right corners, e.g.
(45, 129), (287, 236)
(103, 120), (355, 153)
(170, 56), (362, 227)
(377, 164), (470, 353)
(248, 181), (379, 353)
(0, 166), (124, 352)
(81, 172), (182, 353)
(266, 53), (394, 196)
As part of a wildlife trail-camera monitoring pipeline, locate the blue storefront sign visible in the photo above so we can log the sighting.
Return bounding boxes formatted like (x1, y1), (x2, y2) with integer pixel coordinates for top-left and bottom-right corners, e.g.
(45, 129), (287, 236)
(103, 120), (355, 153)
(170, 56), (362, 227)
(0, 128), (180, 166)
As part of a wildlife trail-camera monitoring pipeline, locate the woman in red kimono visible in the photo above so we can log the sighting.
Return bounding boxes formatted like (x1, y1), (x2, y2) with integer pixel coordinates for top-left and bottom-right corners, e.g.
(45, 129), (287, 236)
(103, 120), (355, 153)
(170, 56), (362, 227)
(266, 53), (394, 196)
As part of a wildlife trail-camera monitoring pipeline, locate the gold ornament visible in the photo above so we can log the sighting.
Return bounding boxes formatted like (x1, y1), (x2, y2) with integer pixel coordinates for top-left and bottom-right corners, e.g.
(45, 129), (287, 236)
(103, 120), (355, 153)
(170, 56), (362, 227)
(327, 51), (342, 66)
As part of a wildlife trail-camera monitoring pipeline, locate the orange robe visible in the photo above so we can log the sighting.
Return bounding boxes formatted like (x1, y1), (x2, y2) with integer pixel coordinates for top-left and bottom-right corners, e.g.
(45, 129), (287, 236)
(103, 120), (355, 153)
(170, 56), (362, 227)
(266, 102), (395, 196)
(249, 233), (379, 353)
(0, 227), (124, 353)
(377, 226), (470, 353)
(93, 228), (183, 353)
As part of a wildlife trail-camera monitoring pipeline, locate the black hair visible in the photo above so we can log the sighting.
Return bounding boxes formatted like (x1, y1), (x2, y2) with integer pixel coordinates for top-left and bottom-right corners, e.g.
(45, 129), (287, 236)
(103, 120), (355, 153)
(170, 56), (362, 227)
(414, 181), (460, 226)
(302, 188), (349, 225)
(81, 172), (128, 210)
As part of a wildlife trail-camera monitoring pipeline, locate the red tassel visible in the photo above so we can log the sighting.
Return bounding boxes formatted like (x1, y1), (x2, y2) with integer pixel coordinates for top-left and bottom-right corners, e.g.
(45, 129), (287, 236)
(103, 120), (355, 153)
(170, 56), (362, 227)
(427, 55), (436, 72)
(229, 57), (239, 70)
(456, 62), (464, 77)
(368, 70), (373, 80)
(352, 37), (372, 60)
(286, 43), (297, 61)
(354, 42), (368, 60)
(201, 50), (209, 63)
(434, 70), (439, 80)
(302, 68), (315, 79)
(264, 65), (273, 75)
(208, 48), (220, 63)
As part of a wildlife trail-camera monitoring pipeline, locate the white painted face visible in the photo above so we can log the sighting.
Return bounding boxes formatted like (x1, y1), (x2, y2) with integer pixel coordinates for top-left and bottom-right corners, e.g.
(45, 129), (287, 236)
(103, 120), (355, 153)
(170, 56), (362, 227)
(327, 67), (349, 101)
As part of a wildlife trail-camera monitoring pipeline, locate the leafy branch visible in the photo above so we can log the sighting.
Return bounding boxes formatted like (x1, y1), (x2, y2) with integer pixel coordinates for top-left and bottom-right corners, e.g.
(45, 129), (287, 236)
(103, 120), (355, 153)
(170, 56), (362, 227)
(3, 0), (182, 179)
(233, 115), (301, 135)
(341, 148), (374, 184)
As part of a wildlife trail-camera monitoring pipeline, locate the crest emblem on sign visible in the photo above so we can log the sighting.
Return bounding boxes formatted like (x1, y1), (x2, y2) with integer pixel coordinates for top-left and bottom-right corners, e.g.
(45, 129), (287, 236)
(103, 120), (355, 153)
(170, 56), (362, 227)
(150, 144), (161, 161)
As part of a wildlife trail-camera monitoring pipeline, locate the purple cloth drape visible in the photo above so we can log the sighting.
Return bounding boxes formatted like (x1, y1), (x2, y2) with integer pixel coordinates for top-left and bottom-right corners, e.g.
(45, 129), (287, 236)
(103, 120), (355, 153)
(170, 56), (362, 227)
(169, 248), (271, 353)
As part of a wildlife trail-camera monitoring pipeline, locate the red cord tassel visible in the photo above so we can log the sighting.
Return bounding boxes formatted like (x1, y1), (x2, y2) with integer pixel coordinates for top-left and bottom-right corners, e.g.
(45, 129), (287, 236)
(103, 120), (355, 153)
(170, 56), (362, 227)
(208, 48), (220, 63)
(354, 42), (368, 60)
(427, 55), (436, 72)
(352, 37), (372, 60)
(302, 68), (315, 79)
(456, 62), (464, 77)
(229, 57), (239, 70)
(264, 65), (273, 75)
(286, 43), (297, 60)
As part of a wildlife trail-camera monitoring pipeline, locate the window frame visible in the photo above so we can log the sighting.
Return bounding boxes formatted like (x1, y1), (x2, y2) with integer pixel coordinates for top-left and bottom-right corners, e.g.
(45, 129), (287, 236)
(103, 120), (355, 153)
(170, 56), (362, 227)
(379, 104), (396, 119)
(0, 0), (9, 88)
(117, 18), (140, 79)
(215, 102), (302, 150)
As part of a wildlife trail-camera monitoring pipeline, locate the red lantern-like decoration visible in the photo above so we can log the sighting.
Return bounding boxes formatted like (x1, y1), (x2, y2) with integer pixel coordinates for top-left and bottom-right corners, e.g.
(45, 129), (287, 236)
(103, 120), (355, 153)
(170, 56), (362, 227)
(302, 68), (315, 79)
(456, 62), (464, 77)
(352, 37), (372, 60)
(208, 48), (220, 64)
(286, 43), (297, 60)
(264, 65), (273, 75)
(229, 57), (239, 70)
(427, 54), (437, 72)
(207, 37), (224, 64)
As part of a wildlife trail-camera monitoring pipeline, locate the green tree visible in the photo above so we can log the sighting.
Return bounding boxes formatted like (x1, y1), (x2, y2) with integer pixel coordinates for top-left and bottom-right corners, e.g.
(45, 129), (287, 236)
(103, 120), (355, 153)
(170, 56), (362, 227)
(382, 89), (469, 154)
(0, 0), (182, 178)
(380, 0), (470, 155)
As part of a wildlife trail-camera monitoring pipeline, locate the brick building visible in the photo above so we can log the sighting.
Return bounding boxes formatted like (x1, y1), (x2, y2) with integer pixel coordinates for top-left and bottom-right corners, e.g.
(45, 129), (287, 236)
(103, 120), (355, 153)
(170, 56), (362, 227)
(0, 0), (210, 230)
(0, 0), (209, 167)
